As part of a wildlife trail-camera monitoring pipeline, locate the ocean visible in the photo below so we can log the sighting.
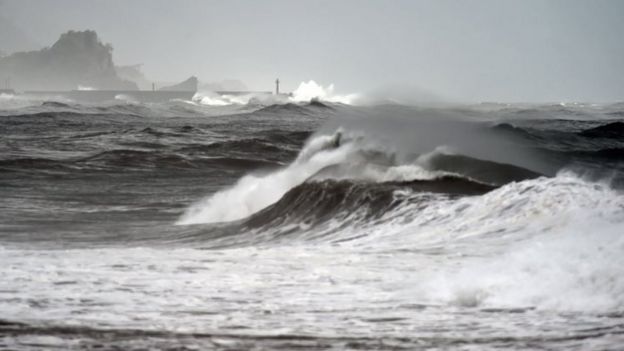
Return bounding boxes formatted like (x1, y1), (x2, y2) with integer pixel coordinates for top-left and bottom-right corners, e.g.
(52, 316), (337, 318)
(1, 92), (623, 350)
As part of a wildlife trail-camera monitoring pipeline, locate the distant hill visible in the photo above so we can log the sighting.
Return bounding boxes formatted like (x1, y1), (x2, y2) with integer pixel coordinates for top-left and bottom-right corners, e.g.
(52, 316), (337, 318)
(0, 30), (137, 91)
(159, 76), (198, 91)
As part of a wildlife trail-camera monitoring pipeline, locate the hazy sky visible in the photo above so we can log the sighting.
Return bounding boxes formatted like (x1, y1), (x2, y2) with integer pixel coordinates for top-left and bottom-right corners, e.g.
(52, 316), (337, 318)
(1, 0), (623, 102)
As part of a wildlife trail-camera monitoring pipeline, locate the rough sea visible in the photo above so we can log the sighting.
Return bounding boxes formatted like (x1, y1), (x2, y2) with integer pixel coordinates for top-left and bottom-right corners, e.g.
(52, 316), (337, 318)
(1, 92), (623, 350)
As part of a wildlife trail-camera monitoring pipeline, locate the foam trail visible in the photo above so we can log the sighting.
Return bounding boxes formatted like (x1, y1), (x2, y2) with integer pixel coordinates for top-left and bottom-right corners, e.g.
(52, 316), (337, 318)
(444, 218), (624, 312)
(417, 195), (624, 312)
(349, 172), (624, 312)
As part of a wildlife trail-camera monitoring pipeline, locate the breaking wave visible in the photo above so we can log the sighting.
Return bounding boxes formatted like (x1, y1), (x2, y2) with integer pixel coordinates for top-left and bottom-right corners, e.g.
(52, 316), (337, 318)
(290, 80), (359, 104)
(176, 131), (624, 315)
(192, 80), (359, 106)
(197, 164), (624, 314)
(177, 129), (546, 225)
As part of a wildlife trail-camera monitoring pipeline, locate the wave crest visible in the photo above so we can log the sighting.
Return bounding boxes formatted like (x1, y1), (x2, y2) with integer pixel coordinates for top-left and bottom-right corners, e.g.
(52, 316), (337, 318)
(177, 130), (542, 225)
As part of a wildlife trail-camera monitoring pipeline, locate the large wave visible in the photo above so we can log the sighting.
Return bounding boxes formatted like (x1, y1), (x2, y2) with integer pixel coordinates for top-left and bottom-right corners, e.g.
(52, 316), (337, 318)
(177, 133), (359, 224)
(177, 127), (542, 225)
(175, 123), (624, 315)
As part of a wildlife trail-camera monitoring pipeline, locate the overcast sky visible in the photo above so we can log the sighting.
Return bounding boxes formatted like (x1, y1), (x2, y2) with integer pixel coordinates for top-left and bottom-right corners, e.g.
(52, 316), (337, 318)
(1, 0), (623, 102)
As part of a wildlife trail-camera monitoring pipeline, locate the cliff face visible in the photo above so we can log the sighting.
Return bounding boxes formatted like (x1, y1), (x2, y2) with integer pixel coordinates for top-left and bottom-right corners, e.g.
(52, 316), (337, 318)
(0, 30), (137, 91)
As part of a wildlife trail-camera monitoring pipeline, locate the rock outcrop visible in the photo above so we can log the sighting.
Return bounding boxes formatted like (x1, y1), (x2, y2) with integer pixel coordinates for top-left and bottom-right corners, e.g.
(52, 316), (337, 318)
(0, 30), (137, 91)
(115, 64), (151, 90)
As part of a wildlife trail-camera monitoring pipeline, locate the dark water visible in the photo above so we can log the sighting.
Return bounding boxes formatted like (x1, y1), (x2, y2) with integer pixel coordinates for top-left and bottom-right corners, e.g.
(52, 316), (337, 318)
(1, 96), (623, 350)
